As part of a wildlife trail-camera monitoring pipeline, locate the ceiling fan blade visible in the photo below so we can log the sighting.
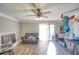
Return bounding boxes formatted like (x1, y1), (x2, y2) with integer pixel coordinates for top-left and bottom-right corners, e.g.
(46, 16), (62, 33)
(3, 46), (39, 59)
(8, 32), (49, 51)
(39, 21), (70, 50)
(43, 11), (51, 14)
(31, 9), (39, 17)
(26, 15), (36, 16)
(31, 3), (38, 10)
(15, 9), (32, 13)
(32, 9), (37, 13)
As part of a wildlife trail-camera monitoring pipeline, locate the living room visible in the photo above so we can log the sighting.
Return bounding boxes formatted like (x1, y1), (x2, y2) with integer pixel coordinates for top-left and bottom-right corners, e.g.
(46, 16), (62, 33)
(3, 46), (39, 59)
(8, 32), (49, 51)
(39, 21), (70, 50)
(0, 3), (79, 55)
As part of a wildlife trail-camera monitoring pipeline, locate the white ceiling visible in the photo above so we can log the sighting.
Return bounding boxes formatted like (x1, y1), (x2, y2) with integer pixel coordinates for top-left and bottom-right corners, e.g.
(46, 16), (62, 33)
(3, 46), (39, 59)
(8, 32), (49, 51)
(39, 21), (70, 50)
(0, 3), (79, 22)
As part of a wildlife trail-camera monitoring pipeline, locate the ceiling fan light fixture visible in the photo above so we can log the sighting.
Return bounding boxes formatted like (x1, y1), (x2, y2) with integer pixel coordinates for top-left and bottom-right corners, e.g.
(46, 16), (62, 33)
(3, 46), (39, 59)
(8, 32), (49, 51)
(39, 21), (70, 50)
(36, 17), (42, 20)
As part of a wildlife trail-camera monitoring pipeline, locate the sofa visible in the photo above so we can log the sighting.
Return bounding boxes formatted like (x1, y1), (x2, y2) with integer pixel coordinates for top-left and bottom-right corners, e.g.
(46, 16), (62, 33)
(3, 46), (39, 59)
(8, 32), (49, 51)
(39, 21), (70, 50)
(21, 33), (39, 44)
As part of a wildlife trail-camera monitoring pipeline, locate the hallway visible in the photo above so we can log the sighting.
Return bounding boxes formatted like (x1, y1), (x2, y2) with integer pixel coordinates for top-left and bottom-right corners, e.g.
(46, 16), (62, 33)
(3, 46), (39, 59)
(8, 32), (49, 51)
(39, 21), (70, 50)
(13, 41), (70, 55)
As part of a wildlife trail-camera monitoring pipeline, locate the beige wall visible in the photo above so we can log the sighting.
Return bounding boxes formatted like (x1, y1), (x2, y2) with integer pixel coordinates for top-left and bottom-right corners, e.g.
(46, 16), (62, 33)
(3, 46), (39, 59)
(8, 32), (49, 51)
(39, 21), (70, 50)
(0, 16), (20, 40)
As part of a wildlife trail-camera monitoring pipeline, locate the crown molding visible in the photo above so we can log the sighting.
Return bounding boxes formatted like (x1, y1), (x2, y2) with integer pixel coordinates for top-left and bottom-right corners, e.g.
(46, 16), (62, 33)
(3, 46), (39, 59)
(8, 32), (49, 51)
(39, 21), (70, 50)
(0, 12), (20, 22)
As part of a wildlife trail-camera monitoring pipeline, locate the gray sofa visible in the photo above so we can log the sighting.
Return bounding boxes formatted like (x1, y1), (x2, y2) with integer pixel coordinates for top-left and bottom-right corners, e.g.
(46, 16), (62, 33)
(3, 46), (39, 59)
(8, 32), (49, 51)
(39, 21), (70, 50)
(21, 33), (39, 44)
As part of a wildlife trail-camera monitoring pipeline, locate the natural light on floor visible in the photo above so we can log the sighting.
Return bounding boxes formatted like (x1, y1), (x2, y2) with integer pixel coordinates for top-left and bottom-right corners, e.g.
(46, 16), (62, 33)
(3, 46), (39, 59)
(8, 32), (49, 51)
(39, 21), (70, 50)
(47, 42), (56, 55)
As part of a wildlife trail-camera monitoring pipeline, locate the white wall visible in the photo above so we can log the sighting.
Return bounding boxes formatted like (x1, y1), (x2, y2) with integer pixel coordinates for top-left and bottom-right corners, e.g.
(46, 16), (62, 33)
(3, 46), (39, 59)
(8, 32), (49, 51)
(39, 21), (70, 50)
(0, 16), (20, 40)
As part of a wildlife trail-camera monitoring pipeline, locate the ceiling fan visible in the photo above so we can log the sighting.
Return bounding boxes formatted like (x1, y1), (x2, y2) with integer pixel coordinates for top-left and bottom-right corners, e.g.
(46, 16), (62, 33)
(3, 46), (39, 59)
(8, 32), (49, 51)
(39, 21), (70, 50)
(18, 3), (51, 18)
(29, 3), (51, 18)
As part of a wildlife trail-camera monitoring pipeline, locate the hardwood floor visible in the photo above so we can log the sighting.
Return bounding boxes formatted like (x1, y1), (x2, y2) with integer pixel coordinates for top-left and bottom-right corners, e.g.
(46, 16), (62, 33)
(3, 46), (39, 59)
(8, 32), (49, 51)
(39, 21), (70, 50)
(54, 41), (71, 55)
(12, 41), (71, 55)
(13, 41), (49, 55)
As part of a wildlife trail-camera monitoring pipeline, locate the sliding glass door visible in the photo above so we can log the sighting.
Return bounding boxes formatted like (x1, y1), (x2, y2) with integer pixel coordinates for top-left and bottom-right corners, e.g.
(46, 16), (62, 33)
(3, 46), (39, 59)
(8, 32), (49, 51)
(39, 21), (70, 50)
(39, 23), (55, 41)
(39, 23), (49, 41)
(49, 24), (55, 41)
